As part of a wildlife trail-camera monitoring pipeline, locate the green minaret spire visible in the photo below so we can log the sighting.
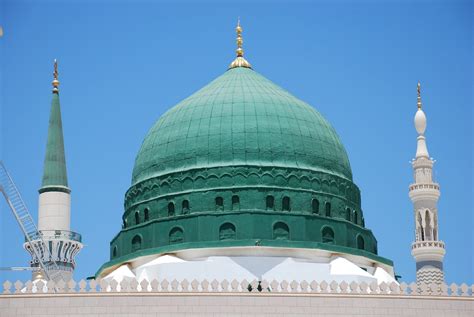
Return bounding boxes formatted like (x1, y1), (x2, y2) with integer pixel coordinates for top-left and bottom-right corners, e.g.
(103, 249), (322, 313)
(39, 60), (69, 193)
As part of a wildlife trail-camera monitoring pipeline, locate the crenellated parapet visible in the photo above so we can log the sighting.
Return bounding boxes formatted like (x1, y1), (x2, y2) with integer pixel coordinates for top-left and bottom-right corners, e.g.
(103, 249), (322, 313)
(2, 278), (473, 296)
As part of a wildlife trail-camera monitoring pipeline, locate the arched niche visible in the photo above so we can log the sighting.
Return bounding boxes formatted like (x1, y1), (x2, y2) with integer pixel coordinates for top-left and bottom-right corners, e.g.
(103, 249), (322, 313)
(131, 235), (142, 252)
(322, 226), (334, 244)
(357, 234), (365, 250)
(219, 222), (236, 240)
(169, 227), (184, 244)
(273, 222), (290, 240)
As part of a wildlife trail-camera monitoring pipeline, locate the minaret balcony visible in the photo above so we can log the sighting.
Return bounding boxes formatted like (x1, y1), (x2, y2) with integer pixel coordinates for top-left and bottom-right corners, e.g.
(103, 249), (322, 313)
(26, 229), (82, 243)
(412, 157), (434, 169)
(411, 240), (446, 263)
(408, 183), (440, 201)
(412, 240), (445, 250)
(409, 183), (439, 192)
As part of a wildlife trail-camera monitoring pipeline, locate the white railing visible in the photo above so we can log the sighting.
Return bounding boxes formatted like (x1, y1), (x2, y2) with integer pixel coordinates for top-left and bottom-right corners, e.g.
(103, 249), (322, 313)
(412, 240), (445, 250)
(32, 230), (82, 243)
(2, 279), (473, 297)
(409, 183), (440, 191)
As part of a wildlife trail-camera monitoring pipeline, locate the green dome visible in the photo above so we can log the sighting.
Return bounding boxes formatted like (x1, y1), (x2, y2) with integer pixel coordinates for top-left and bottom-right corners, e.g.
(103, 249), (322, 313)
(132, 67), (352, 184)
(99, 65), (392, 277)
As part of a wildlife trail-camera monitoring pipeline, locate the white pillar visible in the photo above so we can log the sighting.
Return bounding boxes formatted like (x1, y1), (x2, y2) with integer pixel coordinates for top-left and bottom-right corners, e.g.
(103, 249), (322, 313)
(38, 190), (71, 231)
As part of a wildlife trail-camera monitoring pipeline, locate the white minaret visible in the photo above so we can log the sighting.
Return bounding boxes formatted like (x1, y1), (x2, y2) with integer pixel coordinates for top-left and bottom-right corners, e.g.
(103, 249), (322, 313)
(409, 83), (445, 285)
(24, 60), (83, 281)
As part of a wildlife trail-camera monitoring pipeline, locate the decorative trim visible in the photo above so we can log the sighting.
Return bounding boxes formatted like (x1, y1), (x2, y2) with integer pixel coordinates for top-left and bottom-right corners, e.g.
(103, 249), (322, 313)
(126, 165), (360, 210)
(96, 239), (393, 278)
(38, 185), (71, 194)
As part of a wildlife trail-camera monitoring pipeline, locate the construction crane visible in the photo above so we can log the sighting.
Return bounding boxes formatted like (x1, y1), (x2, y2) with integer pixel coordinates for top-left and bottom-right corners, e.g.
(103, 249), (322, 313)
(0, 161), (66, 283)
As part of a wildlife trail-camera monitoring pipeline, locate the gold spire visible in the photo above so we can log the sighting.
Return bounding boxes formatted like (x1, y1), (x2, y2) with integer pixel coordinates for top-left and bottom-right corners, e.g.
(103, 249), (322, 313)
(52, 59), (60, 94)
(236, 18), (243, 57)
(417, 82), (422, 110)
(228, 18), (252, 69)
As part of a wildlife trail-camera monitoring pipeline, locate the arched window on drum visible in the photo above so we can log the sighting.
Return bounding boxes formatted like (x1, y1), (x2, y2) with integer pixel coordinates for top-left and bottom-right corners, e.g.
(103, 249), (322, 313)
(232, 195), (240, 211)
(266, 195), (275, 210)
(325, 202), (331, 217)
(215, 197), (224, 211)
(282, 196), (290, 211)
(168, 202), (175, 217)
(312, 199), (319, 214)
(182, 200), (190, 214)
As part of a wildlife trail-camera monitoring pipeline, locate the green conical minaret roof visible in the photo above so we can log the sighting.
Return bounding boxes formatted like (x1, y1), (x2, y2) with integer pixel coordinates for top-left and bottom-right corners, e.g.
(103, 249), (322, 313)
(39, 60), (69, 193)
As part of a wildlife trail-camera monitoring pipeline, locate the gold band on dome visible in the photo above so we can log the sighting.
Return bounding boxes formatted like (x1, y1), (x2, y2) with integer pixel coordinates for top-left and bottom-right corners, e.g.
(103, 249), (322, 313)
(229, 18), (252, 69)
(417, 82), (422, 110)
(52, 59), (60, 94)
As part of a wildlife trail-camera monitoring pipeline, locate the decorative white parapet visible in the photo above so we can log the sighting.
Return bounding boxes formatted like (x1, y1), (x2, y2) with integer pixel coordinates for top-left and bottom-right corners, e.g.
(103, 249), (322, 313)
(2, 278), (473, 297)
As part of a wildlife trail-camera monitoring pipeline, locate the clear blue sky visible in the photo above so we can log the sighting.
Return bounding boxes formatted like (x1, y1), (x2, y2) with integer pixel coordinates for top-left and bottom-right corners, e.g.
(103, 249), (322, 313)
(0, 0), (472, 284)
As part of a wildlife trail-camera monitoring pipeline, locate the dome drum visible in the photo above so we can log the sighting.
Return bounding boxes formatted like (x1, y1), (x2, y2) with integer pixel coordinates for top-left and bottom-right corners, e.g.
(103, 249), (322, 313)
(108, 210), (382, 263)
(123, 186), (364, 230)
(121, 165), (365, 233)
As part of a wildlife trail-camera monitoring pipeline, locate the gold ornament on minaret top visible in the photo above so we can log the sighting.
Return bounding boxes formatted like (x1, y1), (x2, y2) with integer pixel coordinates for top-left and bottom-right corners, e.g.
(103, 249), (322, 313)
(417, 82), (422, 110)
(52, 59), (60, 94)
(229, 18), (252, 69)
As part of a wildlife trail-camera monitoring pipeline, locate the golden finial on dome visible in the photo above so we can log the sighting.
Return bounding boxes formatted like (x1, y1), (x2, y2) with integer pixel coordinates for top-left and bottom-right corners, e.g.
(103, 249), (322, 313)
(417, 82), (422, 110)
(229, 18), (252, 69)
(52, 59), (60, 94)
(236, 18), (243, 57)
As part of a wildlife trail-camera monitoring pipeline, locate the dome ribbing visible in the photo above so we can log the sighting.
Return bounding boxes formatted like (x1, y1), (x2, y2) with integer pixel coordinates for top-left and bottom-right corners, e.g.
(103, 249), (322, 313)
(132, 67), (352, 185)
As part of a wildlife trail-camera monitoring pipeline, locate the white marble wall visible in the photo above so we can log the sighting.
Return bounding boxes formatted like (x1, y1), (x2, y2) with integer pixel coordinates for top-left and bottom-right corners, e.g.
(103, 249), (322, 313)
(1, 293), (473, 317)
